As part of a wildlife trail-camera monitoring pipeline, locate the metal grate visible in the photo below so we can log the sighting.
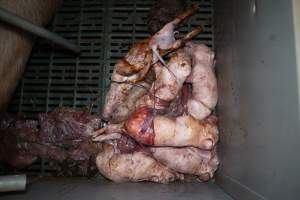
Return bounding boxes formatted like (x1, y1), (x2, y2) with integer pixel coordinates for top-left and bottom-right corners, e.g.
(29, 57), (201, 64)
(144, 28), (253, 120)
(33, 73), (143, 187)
(8, 0), (213, 118)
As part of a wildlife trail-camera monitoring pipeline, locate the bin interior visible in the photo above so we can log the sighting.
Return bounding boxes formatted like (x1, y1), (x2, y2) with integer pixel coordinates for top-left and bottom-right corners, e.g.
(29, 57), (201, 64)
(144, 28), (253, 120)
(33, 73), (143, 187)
(3, 0), (233, 199)
(3, 0), (300, 200)
(6, 0), (214, 176)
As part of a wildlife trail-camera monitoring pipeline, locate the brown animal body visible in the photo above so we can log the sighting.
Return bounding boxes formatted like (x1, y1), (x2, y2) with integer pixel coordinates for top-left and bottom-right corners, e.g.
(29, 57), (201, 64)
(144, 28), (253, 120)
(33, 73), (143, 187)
(0, 0), (63, 110)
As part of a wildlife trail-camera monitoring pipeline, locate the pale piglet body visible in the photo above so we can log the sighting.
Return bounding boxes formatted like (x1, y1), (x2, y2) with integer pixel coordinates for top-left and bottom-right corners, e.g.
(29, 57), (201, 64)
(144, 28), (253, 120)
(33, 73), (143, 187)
(125, 107), (219, 150)
(96, 144), (179, 183)
(150, 147), (219, 181)
(153, 115), (218, 150)
(184, 42), (218, 120)
(137, 51), (191, 110)
(152, 51), (191, 102)
(102, 6), (201, 120)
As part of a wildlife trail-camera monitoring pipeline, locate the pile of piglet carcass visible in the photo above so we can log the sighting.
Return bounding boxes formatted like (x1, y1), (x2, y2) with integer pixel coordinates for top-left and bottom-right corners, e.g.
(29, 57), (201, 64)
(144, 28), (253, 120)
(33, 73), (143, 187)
(0, 5), (219, 183)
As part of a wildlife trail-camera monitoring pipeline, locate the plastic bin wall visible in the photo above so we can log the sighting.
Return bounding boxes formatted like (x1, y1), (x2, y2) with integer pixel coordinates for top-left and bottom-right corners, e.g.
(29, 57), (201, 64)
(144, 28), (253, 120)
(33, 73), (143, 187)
(214, 0), (300, 199)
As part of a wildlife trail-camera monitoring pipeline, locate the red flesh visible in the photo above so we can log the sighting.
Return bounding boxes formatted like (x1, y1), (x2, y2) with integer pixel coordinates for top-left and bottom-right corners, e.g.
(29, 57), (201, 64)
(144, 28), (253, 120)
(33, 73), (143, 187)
(125, 107), (155, 145)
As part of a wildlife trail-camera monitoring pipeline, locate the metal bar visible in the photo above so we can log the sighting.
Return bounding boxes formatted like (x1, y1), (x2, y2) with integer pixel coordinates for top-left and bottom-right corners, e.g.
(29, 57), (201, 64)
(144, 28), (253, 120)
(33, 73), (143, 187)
(0, 7), (80, 54)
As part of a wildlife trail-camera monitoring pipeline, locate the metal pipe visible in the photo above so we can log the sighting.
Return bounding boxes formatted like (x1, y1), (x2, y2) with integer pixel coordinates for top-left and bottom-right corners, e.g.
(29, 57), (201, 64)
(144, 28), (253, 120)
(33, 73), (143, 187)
(0, 7), (80, 54)
(0, 174), (27, 192)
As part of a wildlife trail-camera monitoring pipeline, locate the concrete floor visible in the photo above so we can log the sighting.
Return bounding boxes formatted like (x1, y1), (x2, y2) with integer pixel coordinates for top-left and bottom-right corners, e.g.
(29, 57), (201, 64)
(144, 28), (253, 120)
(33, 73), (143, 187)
(1, 177), (233, 200)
